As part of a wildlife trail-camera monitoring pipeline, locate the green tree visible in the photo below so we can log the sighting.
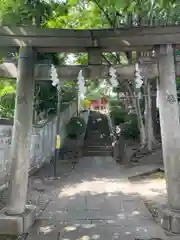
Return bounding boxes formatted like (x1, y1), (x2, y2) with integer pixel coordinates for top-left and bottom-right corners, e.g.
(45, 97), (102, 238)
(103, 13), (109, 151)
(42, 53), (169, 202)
(0, 79), (16, 118)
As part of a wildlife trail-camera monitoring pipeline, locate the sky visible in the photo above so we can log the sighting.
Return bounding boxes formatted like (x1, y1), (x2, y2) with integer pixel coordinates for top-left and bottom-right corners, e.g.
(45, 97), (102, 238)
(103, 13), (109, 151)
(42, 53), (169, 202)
(66, 54), (76, 65)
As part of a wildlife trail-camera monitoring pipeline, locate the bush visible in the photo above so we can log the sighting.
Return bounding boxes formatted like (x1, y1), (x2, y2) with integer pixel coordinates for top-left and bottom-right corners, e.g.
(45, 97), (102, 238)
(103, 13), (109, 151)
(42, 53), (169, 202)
(0, 92), (15, 118)
(66, 116), (86, 139)
(110, 106), (128, 125)
(121, 113), (139, 139)
(109, 99), (120, 107)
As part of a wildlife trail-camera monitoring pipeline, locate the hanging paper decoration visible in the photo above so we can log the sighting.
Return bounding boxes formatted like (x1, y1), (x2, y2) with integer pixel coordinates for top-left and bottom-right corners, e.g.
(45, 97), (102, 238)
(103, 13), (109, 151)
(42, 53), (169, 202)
(78, 70), (86, 99)
(77, 70), (86, 111)
(51, 64), (59, 87)
(109, 67), (118, 87)
(135, 63), (143, 89)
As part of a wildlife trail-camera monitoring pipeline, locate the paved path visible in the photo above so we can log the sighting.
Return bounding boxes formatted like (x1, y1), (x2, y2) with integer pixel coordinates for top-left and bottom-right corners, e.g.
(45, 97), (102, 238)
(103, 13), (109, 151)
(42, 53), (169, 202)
(27, 157), (168, 240)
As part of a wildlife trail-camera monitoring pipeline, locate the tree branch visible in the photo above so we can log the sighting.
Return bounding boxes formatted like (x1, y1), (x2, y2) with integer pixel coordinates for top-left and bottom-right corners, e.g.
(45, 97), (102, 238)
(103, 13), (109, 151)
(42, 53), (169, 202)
(91, 0), (114, 27)
(102, 54), (112, 65)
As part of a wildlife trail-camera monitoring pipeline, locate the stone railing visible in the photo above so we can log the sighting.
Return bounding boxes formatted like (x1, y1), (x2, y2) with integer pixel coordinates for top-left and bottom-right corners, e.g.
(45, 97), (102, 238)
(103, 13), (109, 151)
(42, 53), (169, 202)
(0, 101), (77, 188)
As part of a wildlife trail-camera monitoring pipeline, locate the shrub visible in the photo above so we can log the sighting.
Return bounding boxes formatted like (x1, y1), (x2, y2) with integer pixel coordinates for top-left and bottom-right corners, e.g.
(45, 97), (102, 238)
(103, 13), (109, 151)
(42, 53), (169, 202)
(121, 113), (139, 139)
(66, 116), (86, 139)
(0, 92), (15, 118)
(110, 106), (128, 125)
(109, 99), (120, 107)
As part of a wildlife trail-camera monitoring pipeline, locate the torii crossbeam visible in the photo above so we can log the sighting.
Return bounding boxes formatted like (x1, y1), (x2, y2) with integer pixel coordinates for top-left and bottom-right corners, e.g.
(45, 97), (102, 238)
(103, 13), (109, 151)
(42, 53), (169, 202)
(0, 61), (180, 80)
(0, 25), (180, 52)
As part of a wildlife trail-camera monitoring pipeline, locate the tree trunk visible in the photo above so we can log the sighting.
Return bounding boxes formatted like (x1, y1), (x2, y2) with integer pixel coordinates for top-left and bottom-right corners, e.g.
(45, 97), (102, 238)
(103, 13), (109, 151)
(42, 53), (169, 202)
(117, 92), (120, 101)
(134, 87), (146, 147)
(144, 78), (148, 143)
(147, 79), (155, 149)
(144, 78), (155, 151)
(125, 82), (146, 146)
(123, 93), (129, 111)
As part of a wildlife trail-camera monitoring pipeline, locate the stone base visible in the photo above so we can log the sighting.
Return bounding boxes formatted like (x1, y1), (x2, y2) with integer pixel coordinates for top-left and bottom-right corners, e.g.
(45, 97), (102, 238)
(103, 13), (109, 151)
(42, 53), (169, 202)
(158, 204), (180, 234)
(0, 204), (38, 235)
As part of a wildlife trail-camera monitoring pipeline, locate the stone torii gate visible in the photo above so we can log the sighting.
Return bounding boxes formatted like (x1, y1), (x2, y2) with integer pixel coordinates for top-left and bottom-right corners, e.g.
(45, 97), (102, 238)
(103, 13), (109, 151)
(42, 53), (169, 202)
(0, 25), (180, 234)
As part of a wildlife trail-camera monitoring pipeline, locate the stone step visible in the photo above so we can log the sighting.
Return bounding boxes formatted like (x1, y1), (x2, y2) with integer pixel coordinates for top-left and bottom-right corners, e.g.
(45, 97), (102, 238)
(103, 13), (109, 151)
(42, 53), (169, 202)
(86, 131), (110, 135)
(86, 134), (111, 137)
(84, 142), (112, 146)
(84, 145), (112, 151)
(84, 112), (112, 157)
(85, 136), (111, 142)
(86, 132), (110, 136)
(84, 145), (112, 148)
(85, 134), (111, 138)
(85, 136), (111, 140)
(83, 148), (112, 153)
(85, 136), (111, 139)
(83, 150), (112, 157)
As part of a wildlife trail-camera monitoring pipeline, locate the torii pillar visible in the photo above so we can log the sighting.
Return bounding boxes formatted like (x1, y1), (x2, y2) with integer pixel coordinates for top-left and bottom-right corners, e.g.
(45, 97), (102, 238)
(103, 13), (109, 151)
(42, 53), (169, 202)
(156, 44), (180, 233)
(0, 47), (38, 235)
(88, 48), (102, 75)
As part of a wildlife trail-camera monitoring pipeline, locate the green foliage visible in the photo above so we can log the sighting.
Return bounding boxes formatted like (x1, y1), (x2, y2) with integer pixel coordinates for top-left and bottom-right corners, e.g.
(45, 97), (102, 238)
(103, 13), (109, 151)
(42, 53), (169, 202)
(0, 78), (77, 120)
(109, 96), (139, 139)
(108, 97), (139, 139)
(0, 0), (71, 121)
(46, 1), (104, 29)
(0, 92), (15, 118)
(0, 80), (16, 118)
(109, 99), (121, 107)
(61, 87), (76, 103)
(66, 116), (86, 139)
(34, 81), (76, 119)
(0, 79), (76, 120)
(110, 106), (128, 125)
(0, 0), (68, 26)
(74, 53), (88, 65)
(176, 50), (180, 56)
(89, 0), (180, 27)
(86, 91), (103, 101)
(121, 113), (140, 139)
(176, 80), (180, 102)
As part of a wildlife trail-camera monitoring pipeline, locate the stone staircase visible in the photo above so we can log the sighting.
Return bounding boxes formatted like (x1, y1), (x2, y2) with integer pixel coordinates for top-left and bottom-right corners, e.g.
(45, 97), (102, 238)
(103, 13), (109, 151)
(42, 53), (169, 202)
(83, 111), (113, 157)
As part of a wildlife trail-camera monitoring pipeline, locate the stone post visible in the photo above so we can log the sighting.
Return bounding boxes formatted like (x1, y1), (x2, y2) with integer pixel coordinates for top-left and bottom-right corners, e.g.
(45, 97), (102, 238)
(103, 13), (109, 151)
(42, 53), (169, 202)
(151, 78), (160, 136)
(88, 48), (101, 78)
(88, 48), (101, 64)
(156, 44), (180, 233)
(6, 47), (35, 215)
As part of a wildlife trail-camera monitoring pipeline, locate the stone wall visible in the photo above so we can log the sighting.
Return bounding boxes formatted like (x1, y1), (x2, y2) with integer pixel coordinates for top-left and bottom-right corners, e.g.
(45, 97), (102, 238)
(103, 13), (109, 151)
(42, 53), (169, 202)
(0, 101), (77, 187)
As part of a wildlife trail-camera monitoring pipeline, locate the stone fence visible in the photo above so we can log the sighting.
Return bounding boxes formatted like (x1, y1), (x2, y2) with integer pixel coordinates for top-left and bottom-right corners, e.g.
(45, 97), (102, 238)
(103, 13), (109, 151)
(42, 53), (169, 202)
(0, 101), (77, 188)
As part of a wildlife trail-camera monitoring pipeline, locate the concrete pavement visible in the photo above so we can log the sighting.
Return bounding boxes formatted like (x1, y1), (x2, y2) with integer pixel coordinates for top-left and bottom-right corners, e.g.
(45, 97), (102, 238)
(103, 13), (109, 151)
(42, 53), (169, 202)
(26, 156), (168, 240)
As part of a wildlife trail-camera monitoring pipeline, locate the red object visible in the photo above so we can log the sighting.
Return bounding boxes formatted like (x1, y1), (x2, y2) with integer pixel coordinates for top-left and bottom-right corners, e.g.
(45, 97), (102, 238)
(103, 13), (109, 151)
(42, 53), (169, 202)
(101, 96), (108, 105)
(91, 100), (101, 107)
(90, 97), (108, 109)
